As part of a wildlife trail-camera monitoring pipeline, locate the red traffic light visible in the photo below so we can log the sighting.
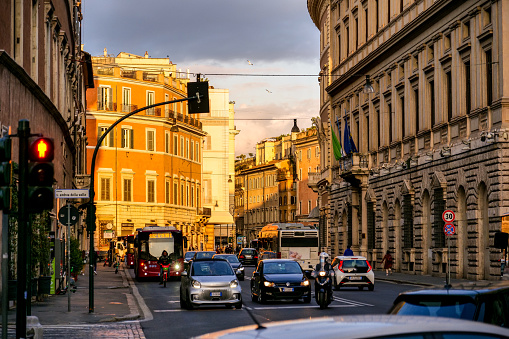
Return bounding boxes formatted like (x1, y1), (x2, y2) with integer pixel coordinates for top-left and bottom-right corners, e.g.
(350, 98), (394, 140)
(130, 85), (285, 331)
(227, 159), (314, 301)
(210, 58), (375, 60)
(29, 137), (54, 162)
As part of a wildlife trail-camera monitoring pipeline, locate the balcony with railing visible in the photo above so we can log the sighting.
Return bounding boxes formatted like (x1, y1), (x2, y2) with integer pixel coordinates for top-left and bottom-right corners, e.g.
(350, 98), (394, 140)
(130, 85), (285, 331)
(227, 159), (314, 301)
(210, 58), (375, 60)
(338, 153), (370, 185)
(97, 101), (117, 111)
(121, 104), (138, 113)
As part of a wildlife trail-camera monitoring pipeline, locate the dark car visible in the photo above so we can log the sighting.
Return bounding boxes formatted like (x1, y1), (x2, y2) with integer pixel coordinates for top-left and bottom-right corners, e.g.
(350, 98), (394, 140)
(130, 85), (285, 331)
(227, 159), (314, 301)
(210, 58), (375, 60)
(213, 254), (245, 281)
(251, 259), (311, 303)
(192, 251), (216, 261)
(238, 248), (258, 265)
(388, 282), (509, 328)
(184, 251), (196, 264)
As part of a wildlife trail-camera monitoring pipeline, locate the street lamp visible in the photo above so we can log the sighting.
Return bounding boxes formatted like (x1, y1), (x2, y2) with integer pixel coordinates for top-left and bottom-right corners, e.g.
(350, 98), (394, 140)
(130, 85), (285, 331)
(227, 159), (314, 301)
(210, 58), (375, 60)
(363, 75), (375, 93)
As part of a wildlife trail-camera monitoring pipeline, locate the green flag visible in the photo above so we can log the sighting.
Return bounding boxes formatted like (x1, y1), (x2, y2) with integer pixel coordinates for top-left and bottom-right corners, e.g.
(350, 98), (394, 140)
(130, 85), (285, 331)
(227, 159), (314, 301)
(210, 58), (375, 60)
(331, 126), (342, 161)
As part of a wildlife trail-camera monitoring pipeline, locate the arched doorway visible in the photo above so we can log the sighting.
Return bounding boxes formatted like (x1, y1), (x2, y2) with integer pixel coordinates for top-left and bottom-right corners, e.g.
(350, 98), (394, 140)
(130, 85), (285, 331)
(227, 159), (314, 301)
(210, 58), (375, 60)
(394, 200), (401, 272)
(478, 182), (490, 279)
(422, 190), (432, 274)
(382, 202), (389, 254)
(457, 186), (468, 279)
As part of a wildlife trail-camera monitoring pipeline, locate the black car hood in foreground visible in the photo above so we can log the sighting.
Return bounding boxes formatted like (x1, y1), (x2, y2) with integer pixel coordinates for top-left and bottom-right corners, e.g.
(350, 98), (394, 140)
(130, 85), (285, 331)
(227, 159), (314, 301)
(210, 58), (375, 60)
(263, 273), (304, 283)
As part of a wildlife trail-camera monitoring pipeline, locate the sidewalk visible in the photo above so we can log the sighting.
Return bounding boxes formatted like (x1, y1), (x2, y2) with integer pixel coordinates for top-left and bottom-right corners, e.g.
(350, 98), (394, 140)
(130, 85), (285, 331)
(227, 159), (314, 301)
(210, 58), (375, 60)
(373, 269), (496, 287)
(5, 261), (142, 338)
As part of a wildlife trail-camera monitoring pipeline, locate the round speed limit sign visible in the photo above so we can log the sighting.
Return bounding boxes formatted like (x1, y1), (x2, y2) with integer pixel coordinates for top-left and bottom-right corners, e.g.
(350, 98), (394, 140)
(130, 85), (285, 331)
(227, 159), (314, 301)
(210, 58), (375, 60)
(442, 210), (455, 223)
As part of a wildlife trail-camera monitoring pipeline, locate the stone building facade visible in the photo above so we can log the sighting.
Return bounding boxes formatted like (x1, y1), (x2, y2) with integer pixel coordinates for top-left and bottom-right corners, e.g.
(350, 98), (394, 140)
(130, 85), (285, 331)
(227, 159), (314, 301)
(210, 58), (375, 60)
(308, 0), (509, 280)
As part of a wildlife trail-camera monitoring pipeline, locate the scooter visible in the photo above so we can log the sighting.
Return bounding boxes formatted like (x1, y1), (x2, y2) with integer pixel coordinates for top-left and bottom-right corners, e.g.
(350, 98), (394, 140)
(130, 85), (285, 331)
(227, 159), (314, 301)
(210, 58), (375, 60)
(161, 263), (171, 287)
(314, 269), (333, 309)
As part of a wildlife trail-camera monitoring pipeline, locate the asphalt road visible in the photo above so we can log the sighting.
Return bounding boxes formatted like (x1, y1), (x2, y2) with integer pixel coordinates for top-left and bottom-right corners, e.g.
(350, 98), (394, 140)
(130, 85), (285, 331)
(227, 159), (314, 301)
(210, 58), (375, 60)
(133, 266), (418, 339)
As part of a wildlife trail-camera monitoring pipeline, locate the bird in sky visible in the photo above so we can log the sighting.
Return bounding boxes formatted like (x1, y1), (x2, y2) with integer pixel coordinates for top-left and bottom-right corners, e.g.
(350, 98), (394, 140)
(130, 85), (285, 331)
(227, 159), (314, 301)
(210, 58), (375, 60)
(266, 89), (272, 93)
(247, 60), (253, 65)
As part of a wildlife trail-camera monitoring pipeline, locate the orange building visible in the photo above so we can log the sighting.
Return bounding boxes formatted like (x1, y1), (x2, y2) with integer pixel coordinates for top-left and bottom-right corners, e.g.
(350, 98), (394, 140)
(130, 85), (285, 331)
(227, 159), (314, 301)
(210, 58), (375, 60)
(294, 128), (320, 223)
(86, 51), (208, 252)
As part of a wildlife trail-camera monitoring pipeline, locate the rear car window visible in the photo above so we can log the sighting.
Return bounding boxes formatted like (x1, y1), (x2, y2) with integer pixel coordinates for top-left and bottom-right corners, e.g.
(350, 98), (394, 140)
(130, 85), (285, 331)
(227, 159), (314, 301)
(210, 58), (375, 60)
(395, 299), (477, 320)
(242, 249), (256, 255)
(342, 260), (368, 268)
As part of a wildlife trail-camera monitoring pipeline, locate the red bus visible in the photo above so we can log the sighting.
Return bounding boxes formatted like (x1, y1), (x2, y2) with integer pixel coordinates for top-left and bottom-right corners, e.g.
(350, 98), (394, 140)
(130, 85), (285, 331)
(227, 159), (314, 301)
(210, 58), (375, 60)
(134, 226), (186, 280)
(126, 234), (135, 268)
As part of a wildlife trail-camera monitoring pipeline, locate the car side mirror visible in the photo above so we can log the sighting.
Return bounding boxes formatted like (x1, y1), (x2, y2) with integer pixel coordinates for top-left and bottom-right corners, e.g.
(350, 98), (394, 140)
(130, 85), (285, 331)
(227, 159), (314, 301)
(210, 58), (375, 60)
(253, 271), (260, 277)
(181, 271), (188, 276)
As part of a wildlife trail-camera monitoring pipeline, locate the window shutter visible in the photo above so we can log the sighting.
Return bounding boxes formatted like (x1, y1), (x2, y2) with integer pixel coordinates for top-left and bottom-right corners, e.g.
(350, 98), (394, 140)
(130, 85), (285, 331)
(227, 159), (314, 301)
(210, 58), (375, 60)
(130, 129), (134, 149)
(98, 127), (102, 144)
(109, 128), (114, 147)
(107, 87), (113, 110)
(97, 88), (103, 109)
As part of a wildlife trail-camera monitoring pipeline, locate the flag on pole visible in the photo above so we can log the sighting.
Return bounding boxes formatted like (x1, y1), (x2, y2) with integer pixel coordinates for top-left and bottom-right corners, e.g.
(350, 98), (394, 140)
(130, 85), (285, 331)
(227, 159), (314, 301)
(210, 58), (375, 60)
(343, 112), (358, 155)
(331, 125), (342, 161)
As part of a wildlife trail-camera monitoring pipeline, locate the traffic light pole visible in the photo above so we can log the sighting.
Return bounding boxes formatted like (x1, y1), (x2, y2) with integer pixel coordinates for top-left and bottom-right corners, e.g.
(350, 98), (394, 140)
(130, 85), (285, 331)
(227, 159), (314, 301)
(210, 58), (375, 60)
(16, 120), (29, 339)
(87, 95), (203, 313)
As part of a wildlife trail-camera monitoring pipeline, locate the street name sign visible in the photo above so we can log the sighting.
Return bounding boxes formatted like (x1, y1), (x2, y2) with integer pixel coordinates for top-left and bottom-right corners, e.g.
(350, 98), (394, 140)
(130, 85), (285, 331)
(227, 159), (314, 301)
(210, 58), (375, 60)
(55, 189), (89, 199)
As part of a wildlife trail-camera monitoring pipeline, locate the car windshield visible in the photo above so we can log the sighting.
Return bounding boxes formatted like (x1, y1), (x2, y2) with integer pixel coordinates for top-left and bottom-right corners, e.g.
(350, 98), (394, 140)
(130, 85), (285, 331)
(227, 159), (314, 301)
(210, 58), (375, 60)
(195, 252), (215, 259)
(264, 262), (302, 274)
(192, 261), (234, 276)
(184, 252), (195, 260)
(395, 299), (477, 319)
(215, 255), (239, 263)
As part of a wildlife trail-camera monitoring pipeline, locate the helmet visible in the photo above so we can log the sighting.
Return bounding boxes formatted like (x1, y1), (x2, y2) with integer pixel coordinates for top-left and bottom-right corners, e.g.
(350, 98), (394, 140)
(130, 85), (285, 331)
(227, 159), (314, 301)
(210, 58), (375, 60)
(319, 252), (329, 270)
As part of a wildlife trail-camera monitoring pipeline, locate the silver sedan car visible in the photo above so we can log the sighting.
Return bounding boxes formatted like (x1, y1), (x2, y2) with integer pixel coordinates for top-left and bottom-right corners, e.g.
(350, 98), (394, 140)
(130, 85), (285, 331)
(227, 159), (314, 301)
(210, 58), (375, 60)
(180, 258), (242, 310)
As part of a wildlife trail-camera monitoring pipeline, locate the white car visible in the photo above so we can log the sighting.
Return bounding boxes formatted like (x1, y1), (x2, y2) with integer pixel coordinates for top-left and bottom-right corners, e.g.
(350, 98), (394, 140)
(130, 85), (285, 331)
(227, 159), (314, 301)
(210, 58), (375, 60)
(195, 315), (509, 339)
(331, 256), (374, 291)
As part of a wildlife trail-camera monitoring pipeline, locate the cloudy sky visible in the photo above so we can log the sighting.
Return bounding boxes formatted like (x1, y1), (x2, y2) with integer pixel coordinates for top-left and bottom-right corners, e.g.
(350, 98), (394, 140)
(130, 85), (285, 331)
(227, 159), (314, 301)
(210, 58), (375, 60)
(82, 0), (320, 155)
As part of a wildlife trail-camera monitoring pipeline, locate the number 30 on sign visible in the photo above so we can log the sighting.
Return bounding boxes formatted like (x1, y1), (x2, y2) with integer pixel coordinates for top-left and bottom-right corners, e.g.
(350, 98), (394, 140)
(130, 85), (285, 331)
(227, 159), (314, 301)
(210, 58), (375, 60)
(442, 210), (455, 223)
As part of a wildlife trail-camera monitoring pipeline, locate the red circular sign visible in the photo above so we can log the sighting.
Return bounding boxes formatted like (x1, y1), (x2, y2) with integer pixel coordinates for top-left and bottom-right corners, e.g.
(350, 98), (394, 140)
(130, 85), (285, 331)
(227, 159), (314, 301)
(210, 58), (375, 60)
(444, 223), (456, 236)
(442, 210), (455, 223)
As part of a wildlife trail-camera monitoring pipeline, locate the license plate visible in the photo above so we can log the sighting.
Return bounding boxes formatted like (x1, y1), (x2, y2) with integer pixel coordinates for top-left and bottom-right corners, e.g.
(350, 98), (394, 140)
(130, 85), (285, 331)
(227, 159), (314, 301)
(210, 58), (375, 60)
(281, 287), (294, 292)
(246, 255), (252, 259)
(348, 276), (362, 280)
(210, 292), (222, 297)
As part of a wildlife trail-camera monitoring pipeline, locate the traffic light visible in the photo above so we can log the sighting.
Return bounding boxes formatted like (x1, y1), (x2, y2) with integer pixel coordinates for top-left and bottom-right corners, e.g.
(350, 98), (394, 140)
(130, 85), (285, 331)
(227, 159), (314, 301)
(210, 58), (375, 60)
(28, 137), (54, 213)
(0, 137), (12, 212)
(187, 81), (209, 113)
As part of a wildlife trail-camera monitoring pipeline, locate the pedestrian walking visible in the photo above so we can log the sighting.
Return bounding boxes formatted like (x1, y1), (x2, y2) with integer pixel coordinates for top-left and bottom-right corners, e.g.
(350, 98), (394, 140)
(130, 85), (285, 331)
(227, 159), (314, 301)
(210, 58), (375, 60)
(381, 250), (393, 276)
(343, 245), (354, 256)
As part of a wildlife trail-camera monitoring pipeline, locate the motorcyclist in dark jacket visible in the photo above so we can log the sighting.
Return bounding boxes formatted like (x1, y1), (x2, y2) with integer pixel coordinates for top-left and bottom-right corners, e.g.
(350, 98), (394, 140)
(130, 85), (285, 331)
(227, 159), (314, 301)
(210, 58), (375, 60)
(158, 250), (171, 284)
(313, 252), (333, 301)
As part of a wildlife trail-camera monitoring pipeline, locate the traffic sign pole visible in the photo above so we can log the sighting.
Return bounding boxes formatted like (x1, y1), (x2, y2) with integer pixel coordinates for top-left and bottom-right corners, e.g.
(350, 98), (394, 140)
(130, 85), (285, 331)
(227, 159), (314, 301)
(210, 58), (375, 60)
(442, 211), (455, 289)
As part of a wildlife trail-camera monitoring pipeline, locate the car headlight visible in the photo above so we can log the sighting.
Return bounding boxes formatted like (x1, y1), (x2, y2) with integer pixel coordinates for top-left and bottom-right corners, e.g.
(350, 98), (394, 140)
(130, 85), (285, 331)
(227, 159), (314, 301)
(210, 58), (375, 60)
(237, 267), (244, 271)
(264, 281), (275, 287)
(301, 279), (310, 286)
(174, 263), (180, 270)
(230, 280), (239, 288)
(191, 280), (201, 288)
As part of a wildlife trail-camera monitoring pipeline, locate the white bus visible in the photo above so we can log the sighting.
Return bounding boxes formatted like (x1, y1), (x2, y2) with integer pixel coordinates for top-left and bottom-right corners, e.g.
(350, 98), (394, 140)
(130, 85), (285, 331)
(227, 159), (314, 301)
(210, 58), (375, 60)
(258, 223), (319, 274)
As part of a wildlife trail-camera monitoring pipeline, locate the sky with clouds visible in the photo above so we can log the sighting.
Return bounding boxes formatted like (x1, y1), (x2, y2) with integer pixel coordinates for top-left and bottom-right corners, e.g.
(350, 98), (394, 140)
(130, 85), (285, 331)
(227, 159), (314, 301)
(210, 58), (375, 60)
(82, 0), (320, 155)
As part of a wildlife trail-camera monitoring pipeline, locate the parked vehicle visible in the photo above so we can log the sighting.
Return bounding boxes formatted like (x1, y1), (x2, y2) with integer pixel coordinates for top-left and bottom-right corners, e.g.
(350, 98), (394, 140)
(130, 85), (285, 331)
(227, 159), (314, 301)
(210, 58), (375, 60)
(238, 248), (258, 265)
(179, 258), (242, 310)
(213, 254), (245, 281)
(251, 259), (311, 303)
(388, 282), (509, 328)
(331, 256), (374, 291)
(195, 315), (509, 339)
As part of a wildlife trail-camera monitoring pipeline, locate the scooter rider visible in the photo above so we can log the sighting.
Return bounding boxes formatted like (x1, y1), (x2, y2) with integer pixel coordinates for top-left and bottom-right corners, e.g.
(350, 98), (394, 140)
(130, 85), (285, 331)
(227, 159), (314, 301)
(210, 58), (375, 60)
(158, 250), (171, 284)
(313, 252), (333, 301)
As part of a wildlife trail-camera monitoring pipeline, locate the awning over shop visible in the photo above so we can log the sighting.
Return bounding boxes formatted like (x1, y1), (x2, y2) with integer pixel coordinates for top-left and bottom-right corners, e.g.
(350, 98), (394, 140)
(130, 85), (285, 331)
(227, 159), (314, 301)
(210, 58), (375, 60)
(207, 211), (234, 225)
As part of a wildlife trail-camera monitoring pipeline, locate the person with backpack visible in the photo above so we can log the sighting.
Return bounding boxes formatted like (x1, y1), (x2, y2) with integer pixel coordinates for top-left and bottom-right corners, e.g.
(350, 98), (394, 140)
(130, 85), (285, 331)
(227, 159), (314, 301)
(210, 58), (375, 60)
(381, 250), (393, 276)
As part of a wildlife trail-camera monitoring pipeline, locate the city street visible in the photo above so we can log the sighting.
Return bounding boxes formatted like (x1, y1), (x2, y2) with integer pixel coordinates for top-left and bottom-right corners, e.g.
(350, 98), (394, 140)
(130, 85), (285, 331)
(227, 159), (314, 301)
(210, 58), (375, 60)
(134, 266), (419, 339)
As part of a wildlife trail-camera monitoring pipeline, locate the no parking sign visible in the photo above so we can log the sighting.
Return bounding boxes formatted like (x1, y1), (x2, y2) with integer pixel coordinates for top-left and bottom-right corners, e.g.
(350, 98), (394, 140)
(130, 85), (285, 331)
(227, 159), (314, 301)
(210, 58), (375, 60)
(444, 223), (456, 236)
